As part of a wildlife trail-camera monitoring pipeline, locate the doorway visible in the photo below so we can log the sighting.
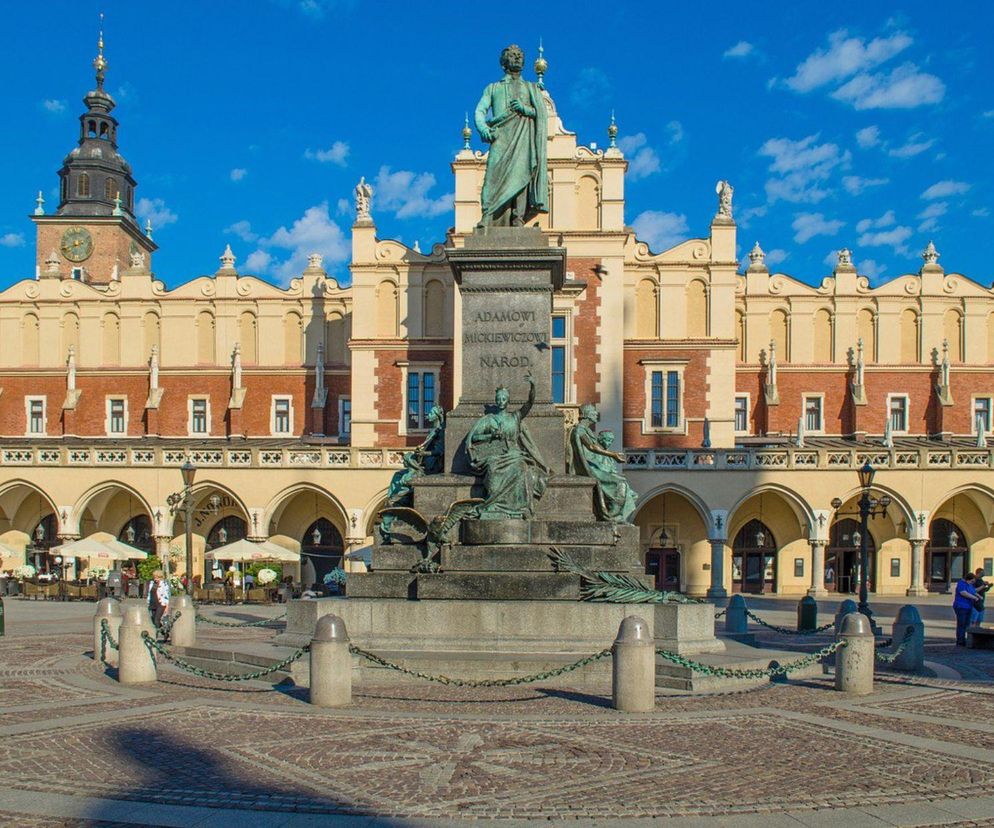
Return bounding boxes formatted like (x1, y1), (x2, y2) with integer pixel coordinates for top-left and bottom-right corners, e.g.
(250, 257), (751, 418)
(827, 518), (876, 594)
(645, 547), (681, 592)
(732, 519), (776, 593)
(926, 518), (967, 593)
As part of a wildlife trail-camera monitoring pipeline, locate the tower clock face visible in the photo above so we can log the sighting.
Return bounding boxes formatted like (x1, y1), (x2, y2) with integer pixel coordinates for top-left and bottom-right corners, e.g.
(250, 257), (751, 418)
(60, 226), (94, 262)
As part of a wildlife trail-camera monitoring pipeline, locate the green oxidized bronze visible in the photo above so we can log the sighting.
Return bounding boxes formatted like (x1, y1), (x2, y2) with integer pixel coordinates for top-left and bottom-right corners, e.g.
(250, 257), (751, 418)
(381, 404), (445, 544)
(378, 499), (483, 573)
(467, 374), (550, 519)
(474, 44), (548, 227)
(567, 404), (637, 524)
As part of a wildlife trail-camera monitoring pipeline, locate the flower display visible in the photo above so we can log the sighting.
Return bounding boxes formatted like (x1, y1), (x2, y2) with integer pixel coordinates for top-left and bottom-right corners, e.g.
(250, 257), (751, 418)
(323, 567), (347, 586)
(14, 563), (36, 579)
(257, 568), (277, 586)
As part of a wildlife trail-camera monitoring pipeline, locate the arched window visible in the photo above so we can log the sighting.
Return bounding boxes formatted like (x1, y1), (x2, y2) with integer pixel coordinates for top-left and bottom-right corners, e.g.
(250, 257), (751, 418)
(77, 173), (90, 198)
(987, 312), (994, 363)
(22, 314), (39, 365)
(826, 518), (877, 594)
(118, 515), (154, 555)
(770, 309), (789, 361)
(423, 280), (446, 337)
(735, 309), (747, 362)
(686, 280), (708, 338)
(300, 518), (345, 588)
(206, 515), (247, 551)
(104, 178), (117, 201)
(283, 312), (302, 365)
(576, 176), (600, 230)
(635, 279), (658, 338)
(857, 308), (876, 363)
(325, 312), (348, 364)
(376, 280), (398, 338)
(731, 519), (776, 594)
(239, 312), (257, 364)
(196, 311), (215, 364)
(813, 308), (833, 363)
(61, 313), (80, 361)
(143, 312), (160, 361)
(927, 518), (968, 592)
(900, 309), (919, 364)
(102, 313), (121, 366)
(943, 309), (963, 363)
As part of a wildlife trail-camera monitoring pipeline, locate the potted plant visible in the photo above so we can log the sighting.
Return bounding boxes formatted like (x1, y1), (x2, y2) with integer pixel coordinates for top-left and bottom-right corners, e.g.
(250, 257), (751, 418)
(323, 567), (348, 596)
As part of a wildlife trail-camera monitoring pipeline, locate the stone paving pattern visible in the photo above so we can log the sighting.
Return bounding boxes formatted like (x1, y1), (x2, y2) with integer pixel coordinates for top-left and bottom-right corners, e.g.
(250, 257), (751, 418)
(2, 601), (994, 825)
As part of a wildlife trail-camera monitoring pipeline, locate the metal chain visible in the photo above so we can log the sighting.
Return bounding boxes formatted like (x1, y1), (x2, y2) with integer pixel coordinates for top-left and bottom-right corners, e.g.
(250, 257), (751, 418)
(99, 618), (119, 666)
(140, 631), (306, 682)
(348, 644), (613, 687)
(745, 609), (835, 636)
(195, 611), (287, 628)
(714, 609), (727, 620)
(876, 627), (915, 664)
(655, 640), (845, 680)
(158, 610), (180, 638)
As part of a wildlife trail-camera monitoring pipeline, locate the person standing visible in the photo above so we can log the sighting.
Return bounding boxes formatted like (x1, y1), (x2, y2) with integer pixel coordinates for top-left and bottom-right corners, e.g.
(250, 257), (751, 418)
(953, 571), (980, 646)
(972, 568), (991, 627)
(147, 569), (170, 634)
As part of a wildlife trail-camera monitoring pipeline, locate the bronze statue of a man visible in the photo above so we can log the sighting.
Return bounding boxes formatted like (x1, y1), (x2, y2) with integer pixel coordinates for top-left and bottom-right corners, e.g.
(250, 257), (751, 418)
(474, 44), (549, 227)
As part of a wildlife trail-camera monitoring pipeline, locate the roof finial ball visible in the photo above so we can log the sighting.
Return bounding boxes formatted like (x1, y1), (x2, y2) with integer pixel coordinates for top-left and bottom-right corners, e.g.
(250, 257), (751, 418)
(608, 111), (618, 149)
(462, 112), (472, 151)
(94, 12), (108, 89)
(534, 39), (548, 88)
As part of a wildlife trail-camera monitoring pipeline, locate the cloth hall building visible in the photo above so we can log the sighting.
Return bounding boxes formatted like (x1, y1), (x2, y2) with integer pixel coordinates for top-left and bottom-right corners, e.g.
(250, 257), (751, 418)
(1, 45), (992, 599)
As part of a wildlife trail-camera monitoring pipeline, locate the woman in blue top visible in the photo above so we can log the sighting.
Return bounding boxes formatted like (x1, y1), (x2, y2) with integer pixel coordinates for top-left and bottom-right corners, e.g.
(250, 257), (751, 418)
(953, 571), (981, 646)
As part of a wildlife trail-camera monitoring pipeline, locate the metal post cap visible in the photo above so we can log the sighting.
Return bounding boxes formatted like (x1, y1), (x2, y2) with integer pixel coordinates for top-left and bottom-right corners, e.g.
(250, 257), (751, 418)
(314, 614), (349, 642)
(894, 604), (923, 625)
(799, 595), (817, 606)
(839, 612), (873, 636)
(615, 615), (651, 644)
(95, 598), (122, 617)
(838, 599), (858, 614)
(171, 593), (192, 609)
(728, 594), (747, 608)
(122, 605), (146, 626)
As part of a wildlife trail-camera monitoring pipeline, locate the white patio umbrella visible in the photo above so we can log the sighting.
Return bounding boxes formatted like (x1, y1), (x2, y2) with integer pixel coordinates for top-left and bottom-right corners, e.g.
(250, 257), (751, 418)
(204, 538), (299, 563)
(50, 534), (148, 561)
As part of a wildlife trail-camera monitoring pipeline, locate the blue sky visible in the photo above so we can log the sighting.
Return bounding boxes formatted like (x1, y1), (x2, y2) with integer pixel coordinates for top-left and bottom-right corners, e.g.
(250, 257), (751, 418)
(1, 0), (991, 289)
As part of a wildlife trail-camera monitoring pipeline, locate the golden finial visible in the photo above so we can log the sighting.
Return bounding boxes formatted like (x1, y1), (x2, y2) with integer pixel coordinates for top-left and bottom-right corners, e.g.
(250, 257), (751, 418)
(607, 110), (618, 147)
(534, 38), (548, 88)
(462, 112), (472, 150)
(93, 12), (107, 89)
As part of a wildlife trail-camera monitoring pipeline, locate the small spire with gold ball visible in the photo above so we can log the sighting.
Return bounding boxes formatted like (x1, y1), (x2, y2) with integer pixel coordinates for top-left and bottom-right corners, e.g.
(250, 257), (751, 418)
(534, 39), (548, 88)
(608, 111), (618, 148)
(462, 112), (472, 150)
(93, 12), (108, 89)
(34, 190), (45, 216)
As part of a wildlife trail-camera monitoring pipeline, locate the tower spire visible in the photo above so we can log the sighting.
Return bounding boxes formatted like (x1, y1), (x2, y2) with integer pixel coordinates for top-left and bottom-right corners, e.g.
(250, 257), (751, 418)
(93, 13), (107, 90)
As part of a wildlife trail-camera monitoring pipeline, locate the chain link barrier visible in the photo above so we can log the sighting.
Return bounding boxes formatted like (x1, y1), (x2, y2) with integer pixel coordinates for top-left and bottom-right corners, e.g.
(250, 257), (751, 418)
(745, 609), (835, 636)
(99, 618), (118, 667)
(655, 640), (845, 680)
(158, 609), (180, 639)
(195, 611), (287, 628)
(875, 627), (915, 664)
(348, 644), (613, 688)
(140, 631), (307, 682)
(714, 609), (727, 620)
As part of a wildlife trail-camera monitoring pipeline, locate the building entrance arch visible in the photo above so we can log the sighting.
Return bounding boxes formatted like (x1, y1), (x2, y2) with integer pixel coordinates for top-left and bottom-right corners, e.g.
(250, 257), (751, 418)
(732, 519), (776, 594)
(826, 518), (876, 594)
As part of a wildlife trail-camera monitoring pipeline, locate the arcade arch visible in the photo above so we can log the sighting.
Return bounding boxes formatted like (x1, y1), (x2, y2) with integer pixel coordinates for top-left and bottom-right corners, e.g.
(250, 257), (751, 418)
(634, 487), (710, 595)
(727, 489), (810, 594)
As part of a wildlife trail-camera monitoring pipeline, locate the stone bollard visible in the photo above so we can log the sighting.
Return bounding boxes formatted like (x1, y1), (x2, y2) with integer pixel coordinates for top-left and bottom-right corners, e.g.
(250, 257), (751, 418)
(309, 614), (352, 707)
(169, 594), (196, 648)
(724, 594), (748, 635)
(797, 595), (818, 632)
(118, 605), (158, 685)
(889, 605), (925, 672)
(835, 612), (874, 695)
(93, 598), (123, 666)
(834, 599), (858, 635)
(612, 615), (655, 713)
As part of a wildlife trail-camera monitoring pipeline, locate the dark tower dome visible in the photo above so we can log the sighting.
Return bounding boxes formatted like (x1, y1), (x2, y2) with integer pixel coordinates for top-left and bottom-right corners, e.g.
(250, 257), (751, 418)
(55, 26), (139, 225)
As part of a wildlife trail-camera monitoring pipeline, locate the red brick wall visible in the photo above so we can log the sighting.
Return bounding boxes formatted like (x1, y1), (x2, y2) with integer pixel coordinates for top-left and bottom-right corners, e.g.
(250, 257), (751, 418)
(623, 347), (711, 448)
(0, 376), (66, 436)
(568, 258), (601, 406)
(36, 221), (153, 284)
(371, 343), (453, 446)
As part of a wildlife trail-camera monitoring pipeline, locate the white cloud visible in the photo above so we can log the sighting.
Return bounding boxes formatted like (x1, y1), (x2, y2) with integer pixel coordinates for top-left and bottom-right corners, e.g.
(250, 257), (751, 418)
(570, 67), (612, 108)
(224, 220), (257, 242)
(858, 259), (886, 281)
(858, 224), (912, 254)
(244, 250), (272, 272)
(304, 141), (350, 166)
(792, 212), (845, 244)
(973, 207), (991, 218)
(856, 210), (896, 234)
(888, 133), (935, 158)
(373, 166), (453, 219)
(759, 135), (850, 203)
(765, 248), (788, 266)
(842, 175), (889, 195)
(737, 205), (768, 227)
(617, 133), (660, 180)
(723, 41), (755, 59)
(832, 62), (945, 109)
(855, 125), (881, 148)
(665, 120), (684, 144)
(785, 29), (912, 93)
(230, 168), (248, 182)
(41, 99), (66, 114)
(336, 198), (350, 216)
(983, 110), (994, 119)
(917, 201), (948, 232)
(136, 197), (177, 229)
(0, 232), (25, 247)
(632, 210), (689, 251)
(921, 180), (970, 199)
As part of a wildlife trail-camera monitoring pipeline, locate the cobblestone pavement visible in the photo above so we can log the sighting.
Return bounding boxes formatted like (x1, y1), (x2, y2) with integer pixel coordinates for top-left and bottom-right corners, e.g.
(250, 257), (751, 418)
(3, 600), (994, 826)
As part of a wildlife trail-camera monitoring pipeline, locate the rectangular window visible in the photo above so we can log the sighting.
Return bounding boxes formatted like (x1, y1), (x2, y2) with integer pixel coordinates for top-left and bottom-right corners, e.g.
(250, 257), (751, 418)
(272, 397), (292, 435)
(551, 314), (567, 405)
(339, 398), (351, 437)
(804, 396), (823, 432)
(647, 366), (685, 431)
(665, 371), (680, 428)
(189, 398), (209, 435)
(734, 396), (749, 433)
(27, 397), (46, 435)
(406, 371), (437, 431)
(974, 397), (992, 434)
(650, 371), (664, 428)
(107, 398), (126, 435)
(889, 395), (908, 433)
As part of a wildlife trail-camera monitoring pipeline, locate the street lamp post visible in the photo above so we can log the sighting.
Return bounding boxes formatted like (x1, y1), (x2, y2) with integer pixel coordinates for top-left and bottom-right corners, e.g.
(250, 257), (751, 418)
(831, 461), (891, 625)
(166, 461), (198, 595)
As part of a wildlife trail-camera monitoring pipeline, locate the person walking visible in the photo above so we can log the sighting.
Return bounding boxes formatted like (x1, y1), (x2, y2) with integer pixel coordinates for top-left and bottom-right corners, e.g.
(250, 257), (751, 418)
(953, 571), (981, 646)
(147, 569), (171, 635)
(972, 568), (991, 627)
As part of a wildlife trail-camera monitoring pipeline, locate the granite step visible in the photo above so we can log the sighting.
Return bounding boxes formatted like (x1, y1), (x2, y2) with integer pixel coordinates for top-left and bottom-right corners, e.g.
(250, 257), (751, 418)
(371, 544), (639, 573)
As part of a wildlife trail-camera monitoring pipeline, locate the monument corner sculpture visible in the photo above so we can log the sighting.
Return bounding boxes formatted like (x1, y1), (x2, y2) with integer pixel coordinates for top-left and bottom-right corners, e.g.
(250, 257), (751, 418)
(567, 404), (637, 524)
(380, 404), (445, 544)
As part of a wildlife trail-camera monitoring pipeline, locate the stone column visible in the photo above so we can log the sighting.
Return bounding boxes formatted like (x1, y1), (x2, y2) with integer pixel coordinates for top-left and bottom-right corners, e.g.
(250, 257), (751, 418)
(706, 539), (727, 600)
(155, 536), (173, 577)
(808, 540), (827, 597)
(907, 538), (927, 597)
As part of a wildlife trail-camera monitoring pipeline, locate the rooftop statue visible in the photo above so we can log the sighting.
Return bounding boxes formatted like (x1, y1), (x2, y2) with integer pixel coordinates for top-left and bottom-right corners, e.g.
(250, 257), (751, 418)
(474, 44), (549, 227)
(467, 373), (550, 519)
(381, 404), (445, 544)
(567, 405), (637, 524)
